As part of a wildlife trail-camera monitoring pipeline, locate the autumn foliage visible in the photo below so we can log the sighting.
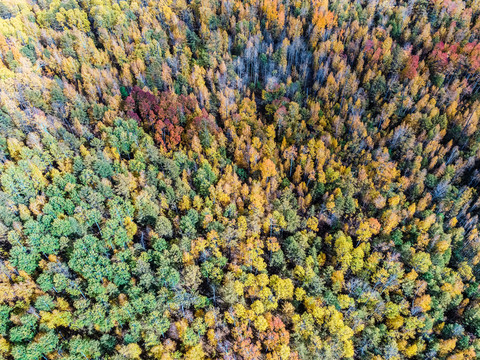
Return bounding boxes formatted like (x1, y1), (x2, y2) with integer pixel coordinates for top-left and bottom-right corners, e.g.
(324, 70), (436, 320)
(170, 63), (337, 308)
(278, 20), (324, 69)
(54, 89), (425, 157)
(0, 0), (479, 360)
(125, 86), (197, 151)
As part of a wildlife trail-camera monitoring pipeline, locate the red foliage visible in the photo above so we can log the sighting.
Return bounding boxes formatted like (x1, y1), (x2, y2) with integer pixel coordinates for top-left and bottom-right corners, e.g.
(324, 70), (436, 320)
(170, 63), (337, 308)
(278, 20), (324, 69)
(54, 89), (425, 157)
(231, 323), (262, 360)
(186, 108), (220, 139)
(364, 39), (374, 54)
(259, 315), (290, 353)
(464, 41), (480, 71)
(431, 42), (450, 70)
(402, 54), (419, 80)
(371, 47), (383, 63)
(124, 86), (198, 150)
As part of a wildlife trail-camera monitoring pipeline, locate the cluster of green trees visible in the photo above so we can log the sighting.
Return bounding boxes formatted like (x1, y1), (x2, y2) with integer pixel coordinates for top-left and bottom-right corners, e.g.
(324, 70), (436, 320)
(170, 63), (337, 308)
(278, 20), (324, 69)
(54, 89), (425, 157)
(0, 0), (480, 359)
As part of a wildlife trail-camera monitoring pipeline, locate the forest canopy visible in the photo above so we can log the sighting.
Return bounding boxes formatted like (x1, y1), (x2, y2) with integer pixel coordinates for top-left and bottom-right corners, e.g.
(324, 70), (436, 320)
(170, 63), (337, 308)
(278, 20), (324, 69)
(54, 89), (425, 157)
(0, 0), (480, 359)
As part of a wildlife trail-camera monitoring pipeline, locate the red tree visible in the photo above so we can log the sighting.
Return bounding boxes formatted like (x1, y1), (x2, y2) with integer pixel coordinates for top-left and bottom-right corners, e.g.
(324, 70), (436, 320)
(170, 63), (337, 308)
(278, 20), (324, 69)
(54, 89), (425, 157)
(124, 86), (197, 150)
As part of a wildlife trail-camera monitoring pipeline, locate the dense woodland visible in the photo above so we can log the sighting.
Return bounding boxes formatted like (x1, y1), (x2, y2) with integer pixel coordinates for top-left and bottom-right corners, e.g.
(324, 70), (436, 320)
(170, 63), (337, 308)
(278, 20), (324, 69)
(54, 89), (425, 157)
(0, 0), (480, 359)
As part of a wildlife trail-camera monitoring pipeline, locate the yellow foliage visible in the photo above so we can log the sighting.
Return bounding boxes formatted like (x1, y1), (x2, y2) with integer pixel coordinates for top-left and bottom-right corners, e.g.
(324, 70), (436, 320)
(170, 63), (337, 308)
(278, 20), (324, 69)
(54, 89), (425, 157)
(244, 273), (256, 287)
(458, 262), (474, 281)
(306, 216), (319, 231)
(272, 277), (294, 300)
(414, 294), (432, 312)
(207, 328), (216, 346)
(56, 297), (70, 311)
(233, 303), (246, 319)
(40, 310), (72, 329)
(254, 315), (268, 332)
(182, 252), (194, 266)
(387, 315), (405, 330)
(450, 217), (458, 227)
(204, 311), (215, 328)
(343, 339), (354, 358)
(18, 204), (30, 220)
(295, 287), (306, 301)
(418, 213), (436, 233)
(331, 270), (344, 289)
(7, 138), (22, 160)
(256, 273), (270, 287)
(294, 265), (306, 281)
(312, 306), (326, 323)
(317, 252), (326, 266)
(251, 300), (265, 315)
(224, 311), (235, 324)
(233, 280), (244, 296)
(351, 246), (365, 274)
(0, 336), (10, 354)
(185, 344), (205, 360)
(338, 295), (354, 309)
(436, 240), (450, 253)
(389, 195), (401, 207)
(124, 217), (138, 239)
(118, 343), (142, 359)
(266, 237), (280, 252)
(404, 343), (418, 358)
(179, 195), (191, 211)
(439, 338), (457, 357)
(79, 144), (90, 157)
(150, 344), (173, 359)
(405, 269), (418, 281)
(277, 343), (291, 360)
